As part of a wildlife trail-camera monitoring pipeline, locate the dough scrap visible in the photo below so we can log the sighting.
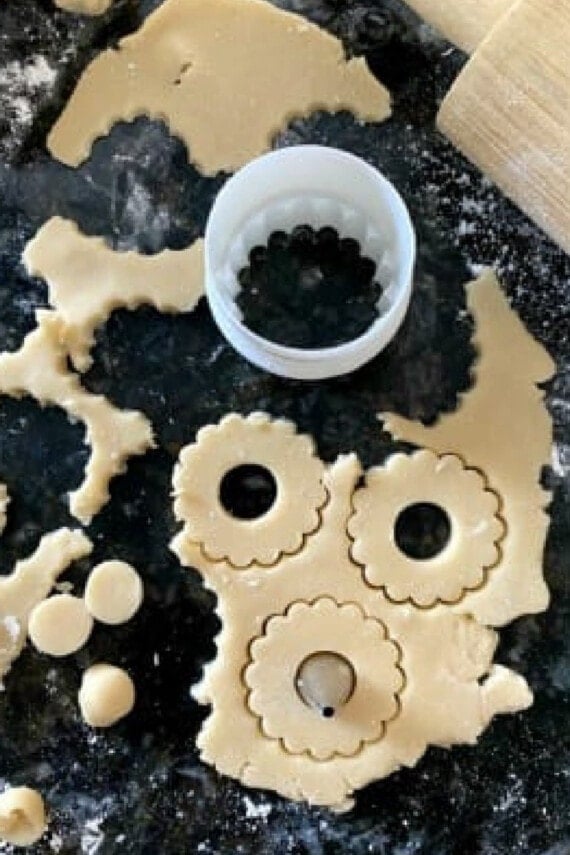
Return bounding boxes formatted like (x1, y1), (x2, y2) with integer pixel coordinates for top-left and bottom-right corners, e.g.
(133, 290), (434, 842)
(47, 0), (390, 175)
(23, 217), (205, 373)
(348, 449), (505, 607)
(28, 594), (94, 657)
(0, 310), (155, 524)
(84, 560), (143, 625)
(0, 528), (92, 686)
(381, 270), (554, 627)
(0, 484), (8, 535)
(78, 663), (136, 727)
(0, 786), (46, 848)
(173, 412), (327, 568)
(54, 0), (112, 16)
(172, 454), (533, 811)
(402, 0), (515, 53)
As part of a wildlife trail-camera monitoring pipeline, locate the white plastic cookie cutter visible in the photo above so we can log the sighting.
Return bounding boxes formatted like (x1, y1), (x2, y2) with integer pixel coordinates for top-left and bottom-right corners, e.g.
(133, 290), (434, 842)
(204, 145), (416, 380)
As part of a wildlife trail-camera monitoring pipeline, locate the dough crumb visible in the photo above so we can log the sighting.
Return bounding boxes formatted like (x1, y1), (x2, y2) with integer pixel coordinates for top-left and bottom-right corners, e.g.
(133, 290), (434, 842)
(47, 0), (390, 175)
(28, 594), (94, 657)
(0, 786), (46, 848)
(0, 483), (9, 535)
(84, 560), (143, 625)
(54, 0), (113, 15)
(79, 664), (135, 727)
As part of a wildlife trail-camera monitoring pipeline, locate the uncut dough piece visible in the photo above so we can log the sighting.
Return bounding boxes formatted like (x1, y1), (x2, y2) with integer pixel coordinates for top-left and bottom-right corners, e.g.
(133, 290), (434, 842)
(47, 0), (390, 175)
(0, 310), (154, 524)
(437, 0), (570, 257)
(84, 560), (143, 625)
(0, 787), (46, 848)
(78, 664), (136, 727)
(172, 455), (532, 811)
(28, 594), (93, 657)
(382, 270), (554, 626)
(0, 483), (8, 534)
(0, 529), (92, 685)
(402, 0), (515, 53)
(24, 217), (205, 372)
(54, 0), (112, 15)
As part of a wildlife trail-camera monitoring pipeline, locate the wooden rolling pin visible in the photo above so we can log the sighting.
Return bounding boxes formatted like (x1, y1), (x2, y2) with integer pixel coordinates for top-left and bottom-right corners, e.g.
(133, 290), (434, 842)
(437, 0), (570, 256)
(402, 0), (516, 53)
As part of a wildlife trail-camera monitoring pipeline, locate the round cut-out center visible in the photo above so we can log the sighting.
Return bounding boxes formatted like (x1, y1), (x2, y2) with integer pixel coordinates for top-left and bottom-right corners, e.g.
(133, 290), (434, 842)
(219, 464), (277, 520)
(394, 502), (451, 561)
(295, 651), (356, 718)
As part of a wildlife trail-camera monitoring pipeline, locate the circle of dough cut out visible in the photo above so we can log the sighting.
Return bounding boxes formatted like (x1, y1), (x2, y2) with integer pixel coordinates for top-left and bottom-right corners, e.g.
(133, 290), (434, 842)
(348, 449), (505, 607)
(78, 664), (135, 728)
(85, 560), (143, 625)
(28, 594), (94, 657)
(0, 786), (46, 847)
(244, 598), (404, 760)
(173, 412), (327, 567)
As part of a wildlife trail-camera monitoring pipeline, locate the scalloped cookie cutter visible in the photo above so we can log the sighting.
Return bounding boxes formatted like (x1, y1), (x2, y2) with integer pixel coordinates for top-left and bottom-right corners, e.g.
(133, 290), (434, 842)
(204, 146), (416, 380)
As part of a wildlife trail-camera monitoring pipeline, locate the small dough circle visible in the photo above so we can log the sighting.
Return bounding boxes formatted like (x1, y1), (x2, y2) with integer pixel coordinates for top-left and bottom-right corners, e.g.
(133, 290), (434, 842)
(84, 560), (143, 625)
(0, 786), (46, 847)
(78, 664), (135, 728)
(28, 594), (93, 657)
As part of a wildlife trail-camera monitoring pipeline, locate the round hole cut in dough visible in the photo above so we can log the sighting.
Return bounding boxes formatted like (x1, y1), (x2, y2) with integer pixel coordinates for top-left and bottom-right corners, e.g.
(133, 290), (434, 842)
(84, 561), (143, 625)
(28, 594), (94, 657)
(0, 786), (46, 848)
(173, 412), (327, 568)
(47, 0), (390, 176)
(78, 664), (136, 728)
(348, 449), (505, 608)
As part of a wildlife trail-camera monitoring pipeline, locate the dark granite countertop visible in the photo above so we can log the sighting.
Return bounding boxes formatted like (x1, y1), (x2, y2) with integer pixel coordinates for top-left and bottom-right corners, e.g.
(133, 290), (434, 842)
(0, 1), (569, 853)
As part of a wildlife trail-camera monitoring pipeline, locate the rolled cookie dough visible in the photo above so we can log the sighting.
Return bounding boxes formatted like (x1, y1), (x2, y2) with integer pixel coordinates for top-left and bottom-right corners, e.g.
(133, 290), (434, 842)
(24, 217), (204, 372)
(47, 0), (390, 175)
(84, 560), (143, 625)
(0, 310), (154, 524)
(381, 270), (554, 626)
(0, 483), (8, 534)
(402, 0), (515, 53)
(0, 529), (92, 685)
(0, 787), (46, 848)
(78, 664), (136, 727)
(54, 0), (112, 15)
(28, 594), (94, 657)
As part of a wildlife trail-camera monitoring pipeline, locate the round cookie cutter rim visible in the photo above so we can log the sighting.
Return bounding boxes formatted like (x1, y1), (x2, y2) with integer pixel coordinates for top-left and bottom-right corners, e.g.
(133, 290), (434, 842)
(204, 145), (416, 380)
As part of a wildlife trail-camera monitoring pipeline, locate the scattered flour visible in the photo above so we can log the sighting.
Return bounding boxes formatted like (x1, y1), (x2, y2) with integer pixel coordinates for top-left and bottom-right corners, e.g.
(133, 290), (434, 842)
(81, 816), (105, 855)
(0, 55), (57, 132)
(243, 795), (272, 821)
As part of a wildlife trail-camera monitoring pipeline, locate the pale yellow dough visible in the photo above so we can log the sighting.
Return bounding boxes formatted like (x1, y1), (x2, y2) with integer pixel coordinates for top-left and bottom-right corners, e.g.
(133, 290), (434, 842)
(0, 310), (154, 524)
(54, 0), (112, 15)
(381, 270), (554, 627)
(47, 0), (390, 175)
(0, 529), (92, 686)
(84, 560), (143, 625)
(78, 664), (136, 727)
(28, 594), (94, 657)
(0, 787), (46, 848)
(171, 270), (551, 810)
(24, 217), (204, 373)
(402, 0), (515, 53)
(0, 483), (8, 535)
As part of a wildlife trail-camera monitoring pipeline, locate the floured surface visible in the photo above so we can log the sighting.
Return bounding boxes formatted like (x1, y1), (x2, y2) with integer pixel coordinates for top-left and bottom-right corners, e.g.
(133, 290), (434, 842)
(24, 217), (205, 372)
(0, 529), (92, 685)
(382, 270), (555, 626)
(0, 310), (155, 524)
(47, 0), (390, 175)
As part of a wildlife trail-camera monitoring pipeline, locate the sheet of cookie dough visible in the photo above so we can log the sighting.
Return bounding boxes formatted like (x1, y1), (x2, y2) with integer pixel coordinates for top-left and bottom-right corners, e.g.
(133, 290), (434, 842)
(47, 0), (390, 175)
(381, 270), (555, 626)
(0, 528), (92, 686)
(24, 217), (204, 372)
(0, 311), (154, 524)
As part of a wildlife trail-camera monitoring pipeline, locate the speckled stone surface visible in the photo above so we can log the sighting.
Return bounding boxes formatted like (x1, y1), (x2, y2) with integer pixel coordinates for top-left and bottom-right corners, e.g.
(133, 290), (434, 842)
(0, 1), (569, 853)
